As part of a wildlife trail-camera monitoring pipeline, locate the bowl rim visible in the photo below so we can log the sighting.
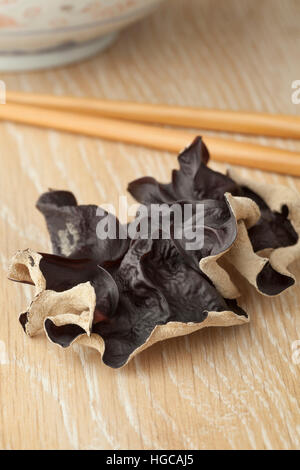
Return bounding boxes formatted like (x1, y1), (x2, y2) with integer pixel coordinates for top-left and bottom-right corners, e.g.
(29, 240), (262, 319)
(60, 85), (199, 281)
(0, 0), (163, 37)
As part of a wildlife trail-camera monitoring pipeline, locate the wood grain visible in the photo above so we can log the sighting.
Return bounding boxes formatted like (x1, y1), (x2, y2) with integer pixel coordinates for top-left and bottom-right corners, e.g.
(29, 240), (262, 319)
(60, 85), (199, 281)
(0, 0), (299, 450)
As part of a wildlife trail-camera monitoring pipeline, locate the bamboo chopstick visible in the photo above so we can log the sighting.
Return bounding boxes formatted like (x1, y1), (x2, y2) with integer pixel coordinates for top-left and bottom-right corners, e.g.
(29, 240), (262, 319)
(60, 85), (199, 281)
(6, 90), (300, 139)
(1, 102), (300, 176)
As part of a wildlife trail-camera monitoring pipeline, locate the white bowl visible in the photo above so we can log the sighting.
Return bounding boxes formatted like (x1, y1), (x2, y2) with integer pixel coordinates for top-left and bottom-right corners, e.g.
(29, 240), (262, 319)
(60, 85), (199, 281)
(0, 0), (164, 72)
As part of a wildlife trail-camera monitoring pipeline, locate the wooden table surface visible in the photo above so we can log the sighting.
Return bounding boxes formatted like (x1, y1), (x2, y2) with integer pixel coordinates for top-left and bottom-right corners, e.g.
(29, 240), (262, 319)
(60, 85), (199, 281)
(0, 0), (300, 451)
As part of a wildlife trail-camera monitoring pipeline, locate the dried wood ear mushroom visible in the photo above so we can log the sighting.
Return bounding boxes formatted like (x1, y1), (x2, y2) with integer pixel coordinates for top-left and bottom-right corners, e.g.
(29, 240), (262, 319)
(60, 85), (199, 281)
(8, 137), (300, 368)
(8, 188), (250, 368)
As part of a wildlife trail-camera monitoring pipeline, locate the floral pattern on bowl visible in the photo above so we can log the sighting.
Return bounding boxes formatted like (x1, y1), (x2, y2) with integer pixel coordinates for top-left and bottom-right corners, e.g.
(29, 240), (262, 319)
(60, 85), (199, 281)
(0, 0), (162, 31)
(0, 0), (164, 71)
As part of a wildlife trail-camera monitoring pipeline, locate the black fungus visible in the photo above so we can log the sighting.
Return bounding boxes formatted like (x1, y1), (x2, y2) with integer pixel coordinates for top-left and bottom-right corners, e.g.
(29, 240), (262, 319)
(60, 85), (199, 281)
(34, 190), (246, 368)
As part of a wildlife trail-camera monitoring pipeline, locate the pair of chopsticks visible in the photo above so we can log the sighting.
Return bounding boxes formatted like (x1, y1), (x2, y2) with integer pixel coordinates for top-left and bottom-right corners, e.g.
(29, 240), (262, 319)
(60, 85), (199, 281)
(1, 89), (300, 176)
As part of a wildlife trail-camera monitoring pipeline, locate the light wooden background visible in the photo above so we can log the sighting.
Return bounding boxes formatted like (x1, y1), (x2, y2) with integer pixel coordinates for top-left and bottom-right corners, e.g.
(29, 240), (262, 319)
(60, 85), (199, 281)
(0, 0), (300, 450)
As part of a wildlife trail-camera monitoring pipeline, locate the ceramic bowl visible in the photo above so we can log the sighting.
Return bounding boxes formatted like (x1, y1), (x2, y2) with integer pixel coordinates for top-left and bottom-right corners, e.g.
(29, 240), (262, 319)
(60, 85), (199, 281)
(0, 0), (164, 71)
